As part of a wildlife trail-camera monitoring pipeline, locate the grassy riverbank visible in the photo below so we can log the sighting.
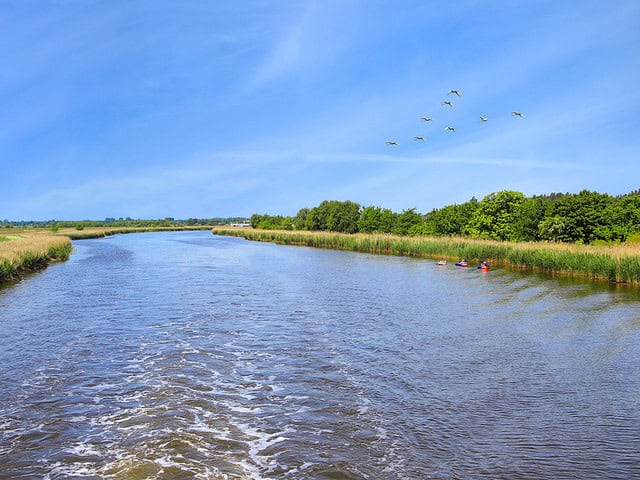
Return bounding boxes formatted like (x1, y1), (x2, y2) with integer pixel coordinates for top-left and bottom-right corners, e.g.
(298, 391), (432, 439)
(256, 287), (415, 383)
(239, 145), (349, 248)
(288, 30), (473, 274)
(0, 230), (72, 284)
(212, 227), (640, 286)
(0, 226), (213, 286)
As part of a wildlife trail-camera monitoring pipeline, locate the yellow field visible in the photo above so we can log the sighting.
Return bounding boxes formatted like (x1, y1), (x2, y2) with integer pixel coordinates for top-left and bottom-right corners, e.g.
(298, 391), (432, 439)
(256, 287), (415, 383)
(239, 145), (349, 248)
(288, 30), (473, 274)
(0, 230), (71, 264)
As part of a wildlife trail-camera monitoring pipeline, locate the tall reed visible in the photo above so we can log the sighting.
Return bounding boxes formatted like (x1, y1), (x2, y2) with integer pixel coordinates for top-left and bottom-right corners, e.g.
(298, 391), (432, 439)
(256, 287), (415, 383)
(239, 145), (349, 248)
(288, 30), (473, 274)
(0, 232), (72, 284)
(212, 228), (640, 286)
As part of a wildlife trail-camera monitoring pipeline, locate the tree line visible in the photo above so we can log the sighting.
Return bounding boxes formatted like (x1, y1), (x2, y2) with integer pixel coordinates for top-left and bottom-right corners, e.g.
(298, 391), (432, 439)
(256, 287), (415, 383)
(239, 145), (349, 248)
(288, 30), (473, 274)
(250, 189), (640, 244)
(1, 217), (248, 228)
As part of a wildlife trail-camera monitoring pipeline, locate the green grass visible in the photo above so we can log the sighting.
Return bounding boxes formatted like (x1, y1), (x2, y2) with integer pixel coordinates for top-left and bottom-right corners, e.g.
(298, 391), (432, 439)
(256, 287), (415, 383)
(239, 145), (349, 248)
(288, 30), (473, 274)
(213, 228), (640, 287)
(0, 234), (73, 285)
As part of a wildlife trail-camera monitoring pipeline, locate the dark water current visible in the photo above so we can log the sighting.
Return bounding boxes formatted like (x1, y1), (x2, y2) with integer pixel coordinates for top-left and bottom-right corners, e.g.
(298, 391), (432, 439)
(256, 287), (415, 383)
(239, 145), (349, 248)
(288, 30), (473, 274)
(1, 231), (639, 479)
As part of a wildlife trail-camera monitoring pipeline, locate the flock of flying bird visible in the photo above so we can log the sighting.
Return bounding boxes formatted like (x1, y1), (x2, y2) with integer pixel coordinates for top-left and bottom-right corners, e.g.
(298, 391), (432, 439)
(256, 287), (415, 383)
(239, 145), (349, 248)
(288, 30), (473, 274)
(385, 89), (524, 146)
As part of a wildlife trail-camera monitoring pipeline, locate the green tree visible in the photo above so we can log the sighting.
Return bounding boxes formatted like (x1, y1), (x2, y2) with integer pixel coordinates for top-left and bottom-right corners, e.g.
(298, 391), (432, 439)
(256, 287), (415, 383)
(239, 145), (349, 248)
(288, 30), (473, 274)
(293, 208), (310, 230)
(616, 194), (640, 239)
(250, 213), (264, 228)
(513, 197), (546, 241)
(327, 201), (361, 233)
(393, 208), (424, 236)
(538, 215), (566, 242)
(465, 191), (525, 241)
(546, 190), (613, 243)
(378, 208), (398, 233)
(424, 197), (478, 236)
(589, 194), (640, 242)
(307, 200), (361, 233)
(358, 206), (383, 233)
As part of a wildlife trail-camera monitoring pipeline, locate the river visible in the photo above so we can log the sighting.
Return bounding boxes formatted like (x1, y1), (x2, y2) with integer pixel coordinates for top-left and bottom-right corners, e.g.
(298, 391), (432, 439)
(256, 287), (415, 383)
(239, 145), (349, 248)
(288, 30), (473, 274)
(1, 231), (639, 479)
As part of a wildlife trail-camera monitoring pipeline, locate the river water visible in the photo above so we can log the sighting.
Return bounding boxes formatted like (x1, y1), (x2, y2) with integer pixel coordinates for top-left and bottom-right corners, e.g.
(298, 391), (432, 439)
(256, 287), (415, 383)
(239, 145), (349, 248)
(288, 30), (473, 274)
(0, 231), (639, 479)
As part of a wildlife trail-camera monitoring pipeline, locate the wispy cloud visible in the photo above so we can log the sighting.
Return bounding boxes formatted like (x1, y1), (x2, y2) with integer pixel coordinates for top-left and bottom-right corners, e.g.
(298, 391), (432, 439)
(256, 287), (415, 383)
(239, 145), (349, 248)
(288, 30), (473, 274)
(247, 22), (304, 89)
(299, 151), (591, 171)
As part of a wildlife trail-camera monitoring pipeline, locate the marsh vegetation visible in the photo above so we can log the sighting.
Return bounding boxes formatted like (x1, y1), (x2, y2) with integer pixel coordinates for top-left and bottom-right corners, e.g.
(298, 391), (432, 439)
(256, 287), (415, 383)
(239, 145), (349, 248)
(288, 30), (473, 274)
(213, 228), (640, 286)
(0, 230), (72, 284)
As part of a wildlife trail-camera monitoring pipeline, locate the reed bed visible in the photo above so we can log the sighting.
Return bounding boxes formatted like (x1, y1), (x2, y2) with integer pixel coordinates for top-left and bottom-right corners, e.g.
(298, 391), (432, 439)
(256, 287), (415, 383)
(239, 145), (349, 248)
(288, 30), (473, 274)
(213, 228), (640, 286)
(0, 231), (72, 284)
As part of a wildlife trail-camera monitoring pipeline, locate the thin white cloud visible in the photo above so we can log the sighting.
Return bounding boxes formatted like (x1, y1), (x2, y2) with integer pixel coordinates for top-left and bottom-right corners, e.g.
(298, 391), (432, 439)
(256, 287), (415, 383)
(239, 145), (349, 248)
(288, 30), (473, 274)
(242, 2), (360, 93)
(245, 21), (304, 90)
(300, 151), (591, 171)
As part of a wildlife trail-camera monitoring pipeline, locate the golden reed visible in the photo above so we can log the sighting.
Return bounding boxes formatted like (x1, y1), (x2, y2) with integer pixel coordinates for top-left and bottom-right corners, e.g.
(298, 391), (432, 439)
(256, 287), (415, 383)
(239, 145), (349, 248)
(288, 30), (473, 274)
(213, 228), (640, 286)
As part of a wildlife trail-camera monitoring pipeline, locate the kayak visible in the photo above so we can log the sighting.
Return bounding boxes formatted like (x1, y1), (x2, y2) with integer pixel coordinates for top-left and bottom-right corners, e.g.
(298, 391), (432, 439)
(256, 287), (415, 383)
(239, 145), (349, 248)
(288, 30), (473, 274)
(477, 265), (490, 270)
(455, 262), (468, 267)
(437, 260), (447, 266)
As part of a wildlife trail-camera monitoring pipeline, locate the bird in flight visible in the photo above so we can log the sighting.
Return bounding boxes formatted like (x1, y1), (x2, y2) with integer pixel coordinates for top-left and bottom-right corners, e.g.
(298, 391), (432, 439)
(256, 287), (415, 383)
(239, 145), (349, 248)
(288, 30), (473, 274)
(448, 89), (461, 97)
(480, 116), (488, 122)
(444, 126), (456, 132)
(385, 141), (399, 145)
(442, 101), (454, 108)
(419, 117), (433, 122)
(512, 111), (524, 118)
(414, 136), (425, 141)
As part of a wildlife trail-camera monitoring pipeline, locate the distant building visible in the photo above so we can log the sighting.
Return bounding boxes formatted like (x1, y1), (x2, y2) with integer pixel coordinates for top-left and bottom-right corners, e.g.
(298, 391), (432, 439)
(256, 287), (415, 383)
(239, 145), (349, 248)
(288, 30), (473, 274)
(230, 221), (251, 227)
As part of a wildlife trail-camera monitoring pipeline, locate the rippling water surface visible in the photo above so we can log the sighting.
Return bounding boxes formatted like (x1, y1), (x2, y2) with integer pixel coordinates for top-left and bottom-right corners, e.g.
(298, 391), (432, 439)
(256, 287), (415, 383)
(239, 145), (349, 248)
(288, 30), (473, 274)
(1, 231), (639, 479)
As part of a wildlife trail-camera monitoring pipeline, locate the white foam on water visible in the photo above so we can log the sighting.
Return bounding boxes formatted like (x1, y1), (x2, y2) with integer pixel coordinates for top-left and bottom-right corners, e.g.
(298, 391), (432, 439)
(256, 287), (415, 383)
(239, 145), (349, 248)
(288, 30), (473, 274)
(374, 427), (408, 475)
(282, 461), (315, 478)
(155, 454), (185, 468)
(45, 461), (100, 478)
(117, 423), (148, 432)
(67, 442), (103, 457)
(237, 423), (294, 456)
(281, 394), (309, 401)
(181, 347), (203, 354)
(68, 415), (88, 423)
(375, 425), (388, 440)
(236, 459), (274, 480)
(113, 390), (146, 402)
(20, 380), (40, 388)
(237, 391), (258, 401)
(220, 421), (298, 478)
(194, 465), (232, 480)
(357, 396), (372, 415)
(189, 412), (228, 435)
(227, 404), (262, 414)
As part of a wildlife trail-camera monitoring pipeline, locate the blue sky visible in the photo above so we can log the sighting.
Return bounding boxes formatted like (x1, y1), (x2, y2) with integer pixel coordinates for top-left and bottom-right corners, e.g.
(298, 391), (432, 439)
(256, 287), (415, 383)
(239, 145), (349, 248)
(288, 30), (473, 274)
(2, 0), (639, 220)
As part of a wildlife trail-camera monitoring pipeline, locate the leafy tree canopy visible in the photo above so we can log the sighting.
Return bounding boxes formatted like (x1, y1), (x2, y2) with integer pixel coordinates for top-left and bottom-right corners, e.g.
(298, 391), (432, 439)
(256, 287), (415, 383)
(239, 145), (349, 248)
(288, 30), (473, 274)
(250, 189), (640, 244)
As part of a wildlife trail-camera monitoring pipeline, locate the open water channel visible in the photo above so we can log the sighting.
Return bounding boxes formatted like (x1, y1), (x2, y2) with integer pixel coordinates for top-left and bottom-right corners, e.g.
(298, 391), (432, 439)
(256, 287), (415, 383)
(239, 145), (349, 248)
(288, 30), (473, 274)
(0, 230), (639, 479)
